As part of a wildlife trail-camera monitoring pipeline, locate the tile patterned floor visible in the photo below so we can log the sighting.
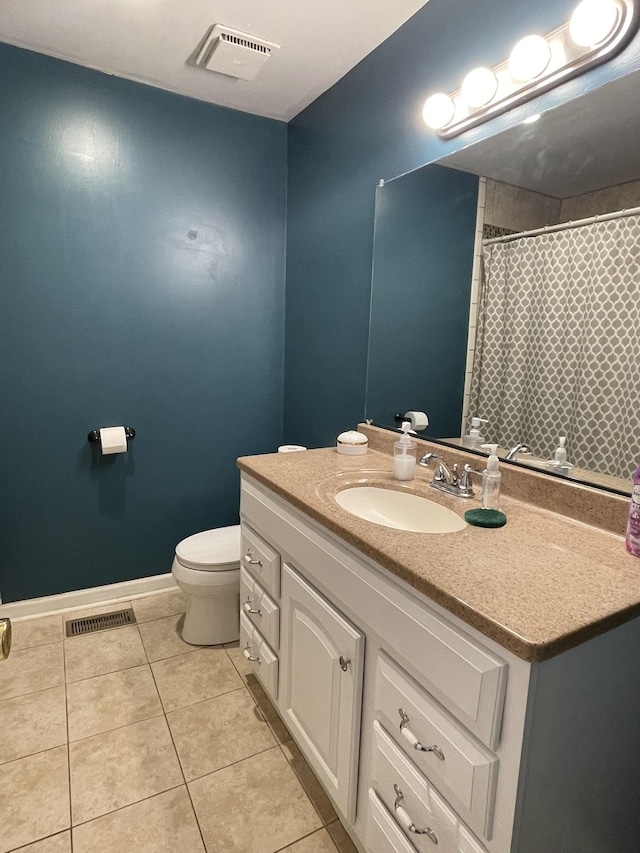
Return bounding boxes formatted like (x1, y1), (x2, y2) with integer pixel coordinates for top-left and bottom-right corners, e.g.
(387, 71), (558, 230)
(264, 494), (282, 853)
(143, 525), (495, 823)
(0, 590), (359, 853)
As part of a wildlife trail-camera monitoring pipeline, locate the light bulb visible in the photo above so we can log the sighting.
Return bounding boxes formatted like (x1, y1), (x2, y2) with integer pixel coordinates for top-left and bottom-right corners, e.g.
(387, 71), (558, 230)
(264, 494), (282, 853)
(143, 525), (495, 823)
(461, 68), (498, 109)
(569, 0), (620, 47)
(509, 35), (552, 82)
(422, 93), (455, 129)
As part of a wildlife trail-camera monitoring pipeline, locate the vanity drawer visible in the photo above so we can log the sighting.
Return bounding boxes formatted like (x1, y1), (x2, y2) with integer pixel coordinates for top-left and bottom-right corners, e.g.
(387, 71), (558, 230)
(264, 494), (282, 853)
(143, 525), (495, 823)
(375, 654), (498, 840)
(239, 612), (279, 700)
(241, 524), (281, 599)
(370, 721), (488, 853)
(240, 566), (280, 650)
(367, 788), (418, 853)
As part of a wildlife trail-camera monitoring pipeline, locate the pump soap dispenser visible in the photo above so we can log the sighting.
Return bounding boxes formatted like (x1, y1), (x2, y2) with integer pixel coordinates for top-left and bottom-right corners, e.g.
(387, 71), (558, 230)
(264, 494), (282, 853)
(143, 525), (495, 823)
(547, 437), (573, 473)
(480, 444), (502, 510)
(463, 417), (488, 449)
(394, 421), (417, 481)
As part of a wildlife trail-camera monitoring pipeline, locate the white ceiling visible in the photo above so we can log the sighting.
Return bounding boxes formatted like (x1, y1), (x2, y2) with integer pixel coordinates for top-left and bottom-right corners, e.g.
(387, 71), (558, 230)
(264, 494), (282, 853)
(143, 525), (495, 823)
(0, 0), (430, 121)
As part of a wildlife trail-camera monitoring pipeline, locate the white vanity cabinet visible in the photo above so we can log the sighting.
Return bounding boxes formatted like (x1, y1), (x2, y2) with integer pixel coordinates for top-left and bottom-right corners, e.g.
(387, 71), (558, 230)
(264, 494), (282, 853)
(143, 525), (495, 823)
(239, 472), (640, 853)
(280, 563), (365, 821)
(240, 475), (521, 853)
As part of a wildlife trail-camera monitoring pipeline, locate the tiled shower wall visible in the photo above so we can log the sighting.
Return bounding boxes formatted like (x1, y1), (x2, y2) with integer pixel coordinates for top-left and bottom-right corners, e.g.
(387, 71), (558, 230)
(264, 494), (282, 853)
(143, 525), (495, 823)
(559, 176), (640, 220)
(484, 178), (562, 231)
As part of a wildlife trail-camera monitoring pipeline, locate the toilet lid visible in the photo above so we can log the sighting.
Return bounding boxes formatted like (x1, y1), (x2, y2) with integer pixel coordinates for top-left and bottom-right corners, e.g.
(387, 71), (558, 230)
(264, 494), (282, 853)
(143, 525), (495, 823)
(175, 525), (241, 571)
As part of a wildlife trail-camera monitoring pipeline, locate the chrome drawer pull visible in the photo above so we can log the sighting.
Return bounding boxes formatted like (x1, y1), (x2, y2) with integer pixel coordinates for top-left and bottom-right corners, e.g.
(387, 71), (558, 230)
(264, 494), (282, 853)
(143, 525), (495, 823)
(398, 708), (445, 761)
(393, 784), (438, 843)
(243, 600), (262, 617)
(243, 550), (263, 567)
(243, 646), (261, 664)
(339, 656), (351, 672)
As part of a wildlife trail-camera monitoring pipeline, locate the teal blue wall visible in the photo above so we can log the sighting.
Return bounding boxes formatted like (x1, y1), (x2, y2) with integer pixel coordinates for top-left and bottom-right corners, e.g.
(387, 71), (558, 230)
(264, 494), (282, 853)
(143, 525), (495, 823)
(0, 45), (287, 602)
(284, 0), (640, 448)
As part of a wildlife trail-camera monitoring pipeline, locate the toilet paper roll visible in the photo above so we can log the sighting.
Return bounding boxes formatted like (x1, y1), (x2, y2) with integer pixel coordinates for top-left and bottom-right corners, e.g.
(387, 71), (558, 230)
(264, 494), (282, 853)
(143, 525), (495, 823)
(278, 445), (307, 453)
(404, 411), (429, 431)
(99, 426), (128, 455)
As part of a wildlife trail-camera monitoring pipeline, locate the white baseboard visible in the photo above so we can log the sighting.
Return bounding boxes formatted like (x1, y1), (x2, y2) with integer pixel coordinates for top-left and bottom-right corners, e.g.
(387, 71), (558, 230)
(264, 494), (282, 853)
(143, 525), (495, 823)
(0, 573), (178, 620)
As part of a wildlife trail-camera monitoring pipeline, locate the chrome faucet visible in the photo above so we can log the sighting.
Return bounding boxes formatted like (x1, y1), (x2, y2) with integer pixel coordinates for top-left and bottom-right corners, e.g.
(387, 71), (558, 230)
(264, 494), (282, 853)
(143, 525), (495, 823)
(505, 443), (532, 461)
(419, 453), (478, 498)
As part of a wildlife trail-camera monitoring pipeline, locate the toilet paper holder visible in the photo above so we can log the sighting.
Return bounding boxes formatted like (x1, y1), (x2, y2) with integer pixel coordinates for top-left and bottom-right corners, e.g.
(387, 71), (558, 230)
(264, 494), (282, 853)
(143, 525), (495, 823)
(88, 427), (136, 445)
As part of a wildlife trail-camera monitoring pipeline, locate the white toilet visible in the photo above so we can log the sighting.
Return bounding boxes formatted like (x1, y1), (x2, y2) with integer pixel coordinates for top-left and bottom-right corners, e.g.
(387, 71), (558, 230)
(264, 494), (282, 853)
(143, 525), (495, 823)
(171, 525), (241, 645)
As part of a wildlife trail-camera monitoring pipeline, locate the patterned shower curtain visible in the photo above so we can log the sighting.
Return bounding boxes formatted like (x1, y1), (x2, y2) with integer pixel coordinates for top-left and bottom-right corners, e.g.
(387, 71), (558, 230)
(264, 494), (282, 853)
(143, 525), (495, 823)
(469, 214), (640, 481)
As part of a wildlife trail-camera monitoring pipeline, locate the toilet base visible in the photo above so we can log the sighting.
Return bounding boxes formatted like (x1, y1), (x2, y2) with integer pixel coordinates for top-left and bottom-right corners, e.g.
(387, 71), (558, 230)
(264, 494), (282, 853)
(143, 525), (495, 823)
(172, 558), (240, 646)
(182, 589), (240, 645)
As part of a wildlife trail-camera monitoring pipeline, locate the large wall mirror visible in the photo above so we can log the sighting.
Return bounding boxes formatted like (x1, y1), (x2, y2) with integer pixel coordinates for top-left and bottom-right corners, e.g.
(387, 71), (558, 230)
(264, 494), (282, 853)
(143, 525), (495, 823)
(365, 68), (640, 496)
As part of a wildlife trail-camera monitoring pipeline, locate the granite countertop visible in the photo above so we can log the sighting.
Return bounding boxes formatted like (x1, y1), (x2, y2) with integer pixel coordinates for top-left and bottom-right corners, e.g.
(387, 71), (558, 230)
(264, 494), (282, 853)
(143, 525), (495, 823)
(237, 446), (640, 663)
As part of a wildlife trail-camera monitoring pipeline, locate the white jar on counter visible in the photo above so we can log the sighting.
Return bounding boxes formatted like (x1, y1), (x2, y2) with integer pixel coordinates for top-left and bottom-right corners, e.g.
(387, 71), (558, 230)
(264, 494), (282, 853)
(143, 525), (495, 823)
(337, 430), (369, 455)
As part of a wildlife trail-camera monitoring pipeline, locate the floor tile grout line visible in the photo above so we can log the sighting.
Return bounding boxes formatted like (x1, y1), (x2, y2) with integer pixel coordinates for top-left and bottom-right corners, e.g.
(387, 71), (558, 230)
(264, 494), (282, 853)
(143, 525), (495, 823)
(9, 635), (64, 654)
(68, 709), (167, 747)
(161, 683), (248, 717)
(0, 738), (69, 770)
(184, 737), (281, 786)
(0, 680), (65, 707)
(65, 658), (149, 687)
(0, 643), (65, 704)
(244, 682), (338, 831)
(147, 654), (209, 853)
(69, 781), (186, 831)
(6, 829), (70, 853)
(62, 627), (74, 853)
(222, 643), (250, 680)
(143, 645), (206, 665)
(272, 825), (340, 853)
(276, 741), (333, 830)
(133, 607), (187, 624)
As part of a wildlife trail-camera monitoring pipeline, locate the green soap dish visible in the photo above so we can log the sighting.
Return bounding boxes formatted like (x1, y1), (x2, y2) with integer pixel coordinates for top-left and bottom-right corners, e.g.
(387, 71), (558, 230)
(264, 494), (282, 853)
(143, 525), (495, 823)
(464, 508), (507, 528)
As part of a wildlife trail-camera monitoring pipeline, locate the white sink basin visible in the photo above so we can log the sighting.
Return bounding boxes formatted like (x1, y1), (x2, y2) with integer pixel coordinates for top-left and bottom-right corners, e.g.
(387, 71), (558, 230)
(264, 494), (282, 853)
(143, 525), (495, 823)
(335, 487), (466, 534)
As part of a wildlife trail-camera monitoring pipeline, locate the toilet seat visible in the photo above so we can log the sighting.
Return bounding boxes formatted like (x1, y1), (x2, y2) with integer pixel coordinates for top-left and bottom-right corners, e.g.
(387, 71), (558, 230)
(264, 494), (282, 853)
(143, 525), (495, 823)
(172, 558), (239, 591)
(175, 525), (241, 571)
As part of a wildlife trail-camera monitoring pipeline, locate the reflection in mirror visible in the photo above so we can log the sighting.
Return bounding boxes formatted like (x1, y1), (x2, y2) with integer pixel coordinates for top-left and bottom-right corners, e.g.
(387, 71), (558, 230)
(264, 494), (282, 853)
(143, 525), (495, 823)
(365, 165), (478, 438)
(365, 70), (640, 496)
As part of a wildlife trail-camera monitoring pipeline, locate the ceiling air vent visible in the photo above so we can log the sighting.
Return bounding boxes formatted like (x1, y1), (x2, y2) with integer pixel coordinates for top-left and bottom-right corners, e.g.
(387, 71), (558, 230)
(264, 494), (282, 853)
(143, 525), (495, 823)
(196, 25), (280, 81)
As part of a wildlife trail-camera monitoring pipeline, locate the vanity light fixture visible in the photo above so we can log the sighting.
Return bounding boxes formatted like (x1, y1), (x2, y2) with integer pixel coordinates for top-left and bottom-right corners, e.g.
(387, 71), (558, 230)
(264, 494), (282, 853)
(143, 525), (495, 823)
(461, 67), (499, 108)
(570, 0), (621, 46)
(422, 93), (456, 129)
(508, 35), (552, 82)
(423, 0), (639, 137)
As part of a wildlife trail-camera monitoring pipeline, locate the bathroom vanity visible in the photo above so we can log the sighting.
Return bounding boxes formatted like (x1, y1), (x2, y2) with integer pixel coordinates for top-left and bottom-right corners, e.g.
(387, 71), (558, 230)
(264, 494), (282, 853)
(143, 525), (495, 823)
(237, 440), (640, 853)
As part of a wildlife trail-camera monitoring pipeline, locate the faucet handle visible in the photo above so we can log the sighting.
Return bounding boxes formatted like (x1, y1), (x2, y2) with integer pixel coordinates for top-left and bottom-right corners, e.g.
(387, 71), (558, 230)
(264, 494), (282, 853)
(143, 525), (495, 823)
(459, 463), (483, 497)
(419, 452), (441, 468)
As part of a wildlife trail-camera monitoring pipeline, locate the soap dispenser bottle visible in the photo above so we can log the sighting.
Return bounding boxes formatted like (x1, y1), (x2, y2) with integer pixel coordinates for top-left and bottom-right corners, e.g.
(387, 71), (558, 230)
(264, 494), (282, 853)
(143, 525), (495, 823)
(463, 417), (488, 449)
(394, 421), (417, 481)
(480, 444), (501, 510)
(548, 436), (572, 472)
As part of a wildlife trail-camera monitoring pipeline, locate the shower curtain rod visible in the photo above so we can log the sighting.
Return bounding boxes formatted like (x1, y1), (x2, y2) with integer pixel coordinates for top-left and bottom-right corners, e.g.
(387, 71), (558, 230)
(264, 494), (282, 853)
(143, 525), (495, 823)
(483, 204), (640, 245)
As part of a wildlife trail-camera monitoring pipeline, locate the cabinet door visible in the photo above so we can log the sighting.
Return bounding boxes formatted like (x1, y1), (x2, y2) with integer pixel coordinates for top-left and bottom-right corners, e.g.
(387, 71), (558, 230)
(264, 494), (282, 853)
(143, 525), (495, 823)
(280, 563), (364, 821)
